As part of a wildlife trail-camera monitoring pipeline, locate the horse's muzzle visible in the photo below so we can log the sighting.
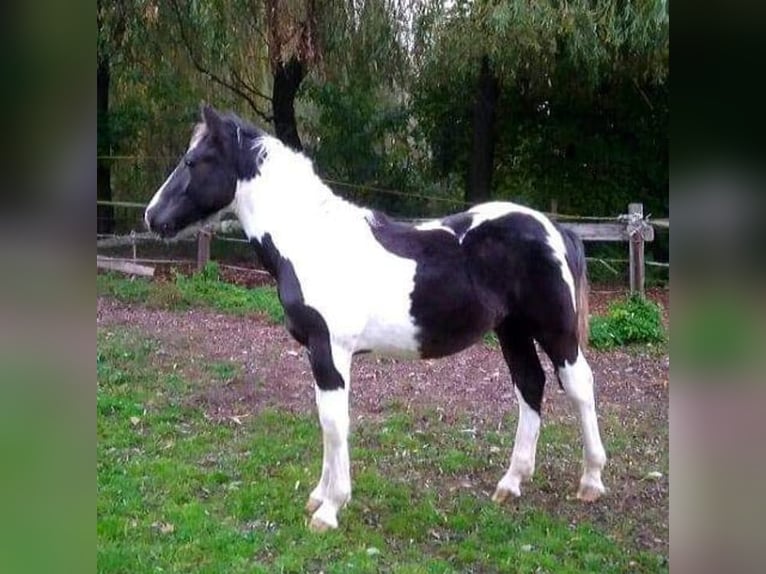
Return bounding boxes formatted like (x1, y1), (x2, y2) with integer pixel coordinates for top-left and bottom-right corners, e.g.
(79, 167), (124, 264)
(145, 209), (176, 238)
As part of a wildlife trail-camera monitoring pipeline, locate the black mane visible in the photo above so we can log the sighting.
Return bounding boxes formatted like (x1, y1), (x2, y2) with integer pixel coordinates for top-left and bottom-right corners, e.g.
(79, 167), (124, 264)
(221, 111), (268, 141)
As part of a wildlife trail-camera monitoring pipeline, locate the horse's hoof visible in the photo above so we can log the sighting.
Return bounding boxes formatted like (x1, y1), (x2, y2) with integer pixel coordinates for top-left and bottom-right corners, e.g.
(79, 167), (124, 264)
(308, 514), (336, 533)
(576, 482), (605, 502)
(491, 486), (520, 504)
(305, 497), (322, 515)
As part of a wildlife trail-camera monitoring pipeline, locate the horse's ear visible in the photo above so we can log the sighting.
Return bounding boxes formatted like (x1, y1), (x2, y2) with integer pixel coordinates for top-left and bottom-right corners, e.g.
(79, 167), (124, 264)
(201, 103), (225, 136)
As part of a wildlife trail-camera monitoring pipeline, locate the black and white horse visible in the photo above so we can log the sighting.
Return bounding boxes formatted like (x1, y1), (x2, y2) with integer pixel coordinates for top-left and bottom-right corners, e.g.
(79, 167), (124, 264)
(145, 105), (607, 532)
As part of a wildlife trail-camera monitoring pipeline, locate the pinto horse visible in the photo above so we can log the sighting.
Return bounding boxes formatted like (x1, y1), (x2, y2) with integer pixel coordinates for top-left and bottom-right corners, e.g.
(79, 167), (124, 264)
(145, 105), (607, 532)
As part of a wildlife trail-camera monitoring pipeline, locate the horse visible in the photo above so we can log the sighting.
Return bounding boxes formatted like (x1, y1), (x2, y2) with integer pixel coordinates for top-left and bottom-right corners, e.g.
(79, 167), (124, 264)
(145, 105), (607, 532)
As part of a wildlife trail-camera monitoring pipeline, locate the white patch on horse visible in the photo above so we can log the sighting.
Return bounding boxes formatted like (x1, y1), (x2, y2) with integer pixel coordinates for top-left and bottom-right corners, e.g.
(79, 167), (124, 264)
(144, 165), (175, 229)
(559, 351), (607, 500)
(466, 202), (577, 312)
(233, 135), (420, 356)
(415, 219), (457, 235)
(494, 385), (541, 498)
(188, 122), (207, 150)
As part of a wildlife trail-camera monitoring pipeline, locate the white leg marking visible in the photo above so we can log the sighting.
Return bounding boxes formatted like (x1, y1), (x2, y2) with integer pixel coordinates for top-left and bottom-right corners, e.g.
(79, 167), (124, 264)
(306, 436), (329, 514)
(310, 387), (351, 530)
(493, 386), (541, 502)
(559, 351), (607, 501)
(309, 344), (352, 531)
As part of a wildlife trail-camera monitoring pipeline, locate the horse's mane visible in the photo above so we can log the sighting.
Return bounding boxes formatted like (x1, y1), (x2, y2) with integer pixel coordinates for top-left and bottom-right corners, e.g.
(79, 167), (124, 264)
(221, 111), (267, 140)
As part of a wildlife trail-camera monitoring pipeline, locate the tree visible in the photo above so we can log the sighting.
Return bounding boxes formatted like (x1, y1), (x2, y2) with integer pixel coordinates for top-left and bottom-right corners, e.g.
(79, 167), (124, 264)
(413, 0), (669, 209)
(96, 0), (129, 234)
(467, 55), (499, 205)
(301, 0), (415, 203)
(165, 0), (325, 150)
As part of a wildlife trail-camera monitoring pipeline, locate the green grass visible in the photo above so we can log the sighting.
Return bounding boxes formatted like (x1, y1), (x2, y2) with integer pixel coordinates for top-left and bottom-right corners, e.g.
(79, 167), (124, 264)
(98, 328), (667, 573)
(98, 262), (283, 323)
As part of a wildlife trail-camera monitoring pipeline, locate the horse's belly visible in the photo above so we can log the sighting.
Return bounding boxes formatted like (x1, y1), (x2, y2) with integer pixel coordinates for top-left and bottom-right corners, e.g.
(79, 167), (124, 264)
(357, 310), (421, 357)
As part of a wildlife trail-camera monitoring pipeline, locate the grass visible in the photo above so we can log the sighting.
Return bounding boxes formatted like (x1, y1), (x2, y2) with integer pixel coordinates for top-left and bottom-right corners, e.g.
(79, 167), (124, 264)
(98, 328), (668, 573)
(97, 263), (283, 323)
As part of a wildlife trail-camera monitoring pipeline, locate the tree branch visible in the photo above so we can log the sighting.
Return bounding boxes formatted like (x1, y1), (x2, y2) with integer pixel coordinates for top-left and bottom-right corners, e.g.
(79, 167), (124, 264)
(168, 0), (274, 124)
(231, 67), (272, 104)
(247, 1), (271, 49)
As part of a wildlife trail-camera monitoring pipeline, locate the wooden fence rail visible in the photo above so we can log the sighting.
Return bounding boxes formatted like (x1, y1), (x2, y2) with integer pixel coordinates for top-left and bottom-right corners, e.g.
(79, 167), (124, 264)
(97, 201), (662, 297)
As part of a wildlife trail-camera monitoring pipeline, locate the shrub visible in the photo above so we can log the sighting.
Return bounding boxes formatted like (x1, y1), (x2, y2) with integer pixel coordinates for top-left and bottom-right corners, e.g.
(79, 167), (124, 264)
(589, 295), (665, 349)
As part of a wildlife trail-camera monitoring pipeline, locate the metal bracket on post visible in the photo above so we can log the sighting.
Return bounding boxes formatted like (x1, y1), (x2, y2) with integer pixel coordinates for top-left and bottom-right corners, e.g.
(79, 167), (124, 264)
(618, 204), (654, 298)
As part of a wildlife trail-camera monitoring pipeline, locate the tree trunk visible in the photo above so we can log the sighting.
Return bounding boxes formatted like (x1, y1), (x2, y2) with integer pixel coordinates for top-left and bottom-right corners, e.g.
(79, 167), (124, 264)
(466, 56), (499, 205)
(97, 56), (115, 234)
(272, 56), (305, 151)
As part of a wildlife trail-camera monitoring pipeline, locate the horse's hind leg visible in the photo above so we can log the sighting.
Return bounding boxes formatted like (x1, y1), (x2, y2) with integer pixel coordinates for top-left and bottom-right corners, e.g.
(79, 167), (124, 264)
(538, 332), (607, 502)
(558, 349), (607, 501)
(492, 321), (545, 503)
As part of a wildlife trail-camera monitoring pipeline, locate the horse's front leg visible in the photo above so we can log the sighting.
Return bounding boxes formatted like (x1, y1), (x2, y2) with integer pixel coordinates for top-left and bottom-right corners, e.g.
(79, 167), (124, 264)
(305, 340), (352, 532)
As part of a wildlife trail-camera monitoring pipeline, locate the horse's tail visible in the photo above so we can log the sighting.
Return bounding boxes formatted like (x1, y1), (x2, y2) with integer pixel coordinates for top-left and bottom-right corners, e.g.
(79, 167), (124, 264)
(559, 226), (590, 349)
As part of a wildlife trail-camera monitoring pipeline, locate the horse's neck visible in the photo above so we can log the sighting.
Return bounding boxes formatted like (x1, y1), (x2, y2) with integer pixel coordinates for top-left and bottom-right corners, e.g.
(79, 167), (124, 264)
(233, 166), (365, 250)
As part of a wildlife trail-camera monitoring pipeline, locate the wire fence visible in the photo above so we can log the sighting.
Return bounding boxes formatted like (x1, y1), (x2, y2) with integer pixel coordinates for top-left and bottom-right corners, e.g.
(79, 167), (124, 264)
(97, 191), (669, 292)
(97, 154), (644, 223)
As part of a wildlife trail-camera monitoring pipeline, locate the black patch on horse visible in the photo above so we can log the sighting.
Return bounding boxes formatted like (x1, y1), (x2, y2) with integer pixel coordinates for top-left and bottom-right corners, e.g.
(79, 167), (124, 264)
(368, 212), (500, 358)
(249, 237), (279, 277)
(225, 113), (267, 181)
(441, 212), (473, 238)
(370, 210), (582, 412)
(494, 318), (546, 413)
(250, 234), (345, 390)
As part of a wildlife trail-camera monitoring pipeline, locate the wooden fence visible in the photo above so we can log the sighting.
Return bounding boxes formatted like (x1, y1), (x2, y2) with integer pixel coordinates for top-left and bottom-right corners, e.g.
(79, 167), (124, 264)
(97, 201), (663, 297)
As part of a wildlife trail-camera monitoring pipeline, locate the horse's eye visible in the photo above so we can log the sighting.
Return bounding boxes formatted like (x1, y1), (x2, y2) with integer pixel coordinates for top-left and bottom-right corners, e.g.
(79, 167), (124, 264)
(184, 157), (195, 168)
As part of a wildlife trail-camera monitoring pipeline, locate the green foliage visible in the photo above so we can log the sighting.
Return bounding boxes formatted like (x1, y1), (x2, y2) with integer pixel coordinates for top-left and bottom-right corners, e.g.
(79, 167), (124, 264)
(483, 331), (499, 348)
(589, 295), (665, 349)
(305, 79), (409, 187)
(99, 0), (669, 235)
(97, 268), (284, 323)
(412, 0), (669, 217)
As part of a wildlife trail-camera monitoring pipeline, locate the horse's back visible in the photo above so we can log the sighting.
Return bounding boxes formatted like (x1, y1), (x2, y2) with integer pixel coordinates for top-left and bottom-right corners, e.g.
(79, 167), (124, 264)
(312, 203), (580, 360)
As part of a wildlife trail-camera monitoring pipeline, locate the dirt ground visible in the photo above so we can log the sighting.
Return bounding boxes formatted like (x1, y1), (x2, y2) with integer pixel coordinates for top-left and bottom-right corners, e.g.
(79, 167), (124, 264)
(97, 284), (668, 425)
(97, 285), (669, 556)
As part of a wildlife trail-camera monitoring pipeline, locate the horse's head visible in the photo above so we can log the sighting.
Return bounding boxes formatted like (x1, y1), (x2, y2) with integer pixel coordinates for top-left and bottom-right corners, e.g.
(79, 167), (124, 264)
(145, 104), (262, 238)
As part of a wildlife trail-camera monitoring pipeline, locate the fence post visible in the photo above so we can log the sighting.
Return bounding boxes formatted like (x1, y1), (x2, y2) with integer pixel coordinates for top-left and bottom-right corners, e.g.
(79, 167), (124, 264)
(628, 203), (645, 298)
(197, 229), (211, 272)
